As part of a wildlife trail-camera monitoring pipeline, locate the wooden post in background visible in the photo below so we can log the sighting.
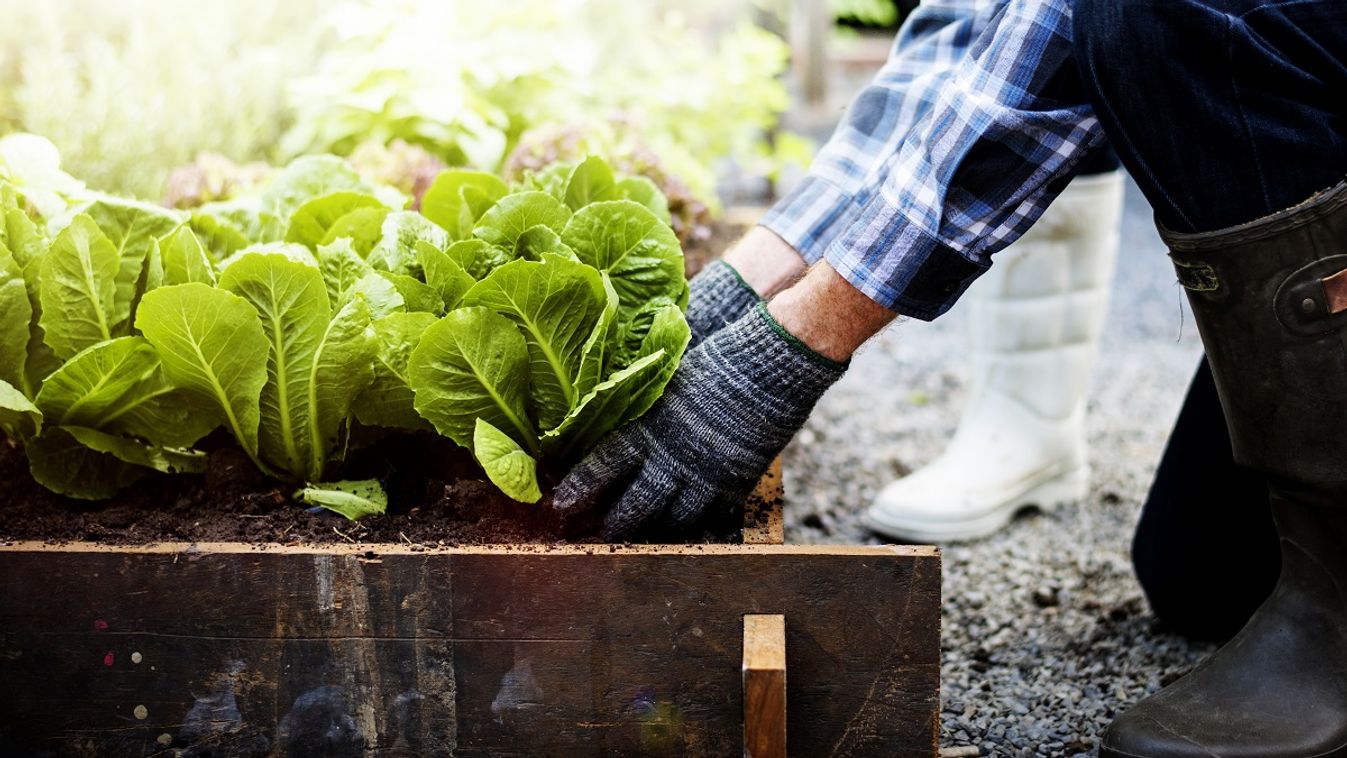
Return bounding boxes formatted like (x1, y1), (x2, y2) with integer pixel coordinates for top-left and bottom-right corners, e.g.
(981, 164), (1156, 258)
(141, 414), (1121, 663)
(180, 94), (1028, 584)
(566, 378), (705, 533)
(792, 0), (830, 106)
(743, 614), (787, 758)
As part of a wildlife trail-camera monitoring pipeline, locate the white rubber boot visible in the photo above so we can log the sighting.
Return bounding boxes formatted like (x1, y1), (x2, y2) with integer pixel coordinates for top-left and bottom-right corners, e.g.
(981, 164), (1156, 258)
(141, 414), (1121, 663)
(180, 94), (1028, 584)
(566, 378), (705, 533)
(866, 170), (1125, 542)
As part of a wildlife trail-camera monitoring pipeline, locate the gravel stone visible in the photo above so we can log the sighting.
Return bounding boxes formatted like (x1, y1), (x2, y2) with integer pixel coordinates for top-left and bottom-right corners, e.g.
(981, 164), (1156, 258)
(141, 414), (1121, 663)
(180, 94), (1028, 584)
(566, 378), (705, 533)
(782, 179), (1217, 755)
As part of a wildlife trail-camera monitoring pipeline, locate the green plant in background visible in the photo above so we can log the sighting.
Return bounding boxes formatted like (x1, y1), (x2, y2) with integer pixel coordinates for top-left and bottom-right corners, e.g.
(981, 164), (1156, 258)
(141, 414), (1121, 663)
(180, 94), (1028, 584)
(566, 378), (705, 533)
(0, 134), (89, 220)
(0, 142), (690, 515)
(280, 0), (800, 210)
(0, 0), (327, 199)
(831, 0), (900, 27)
(2, 0), (803, 215)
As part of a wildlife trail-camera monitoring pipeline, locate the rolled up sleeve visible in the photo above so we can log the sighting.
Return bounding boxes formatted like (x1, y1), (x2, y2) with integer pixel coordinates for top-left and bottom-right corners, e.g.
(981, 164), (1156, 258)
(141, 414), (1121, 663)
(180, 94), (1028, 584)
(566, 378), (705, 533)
(767, 0), (1106, 319)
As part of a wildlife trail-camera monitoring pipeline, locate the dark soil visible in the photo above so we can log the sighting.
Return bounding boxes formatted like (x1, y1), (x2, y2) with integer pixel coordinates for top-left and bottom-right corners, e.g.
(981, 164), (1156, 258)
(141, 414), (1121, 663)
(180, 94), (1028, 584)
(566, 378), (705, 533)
(0, 431), (747, 547)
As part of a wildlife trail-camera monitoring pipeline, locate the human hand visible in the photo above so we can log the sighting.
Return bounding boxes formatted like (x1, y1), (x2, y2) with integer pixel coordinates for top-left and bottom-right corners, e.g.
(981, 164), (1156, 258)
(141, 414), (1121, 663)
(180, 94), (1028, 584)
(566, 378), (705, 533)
(553, 303), (845, 541)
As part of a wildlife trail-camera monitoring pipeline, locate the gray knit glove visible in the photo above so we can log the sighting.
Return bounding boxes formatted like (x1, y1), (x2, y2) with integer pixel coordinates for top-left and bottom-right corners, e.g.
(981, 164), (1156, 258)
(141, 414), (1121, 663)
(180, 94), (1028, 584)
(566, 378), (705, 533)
(684, 260), (761, 347)
(553, 302), (846, 541)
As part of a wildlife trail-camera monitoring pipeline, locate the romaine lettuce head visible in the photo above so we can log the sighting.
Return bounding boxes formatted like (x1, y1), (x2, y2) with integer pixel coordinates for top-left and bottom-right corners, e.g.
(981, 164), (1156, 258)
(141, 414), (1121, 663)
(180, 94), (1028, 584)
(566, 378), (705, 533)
(407, 159), (690, 502)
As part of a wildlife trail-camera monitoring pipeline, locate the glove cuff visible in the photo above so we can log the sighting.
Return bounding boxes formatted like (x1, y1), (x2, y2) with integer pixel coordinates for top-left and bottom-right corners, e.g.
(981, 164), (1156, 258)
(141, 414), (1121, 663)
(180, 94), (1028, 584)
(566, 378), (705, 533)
(699, 303), (847, 410)
(752, 301), (849, 373)
(685, 260), (761, 346)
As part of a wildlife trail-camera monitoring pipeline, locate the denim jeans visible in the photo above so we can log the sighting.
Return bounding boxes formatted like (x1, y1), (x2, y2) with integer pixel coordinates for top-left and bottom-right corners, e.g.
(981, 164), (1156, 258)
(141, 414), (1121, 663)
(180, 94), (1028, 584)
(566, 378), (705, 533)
(1072, 0), (1347, 638)
(1074, 0), (1347, 234)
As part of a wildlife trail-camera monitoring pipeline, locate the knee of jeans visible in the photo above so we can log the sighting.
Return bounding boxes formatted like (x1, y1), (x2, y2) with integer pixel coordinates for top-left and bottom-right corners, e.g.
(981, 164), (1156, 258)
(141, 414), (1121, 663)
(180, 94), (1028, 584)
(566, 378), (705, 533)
(1073, 0), (1207, 98)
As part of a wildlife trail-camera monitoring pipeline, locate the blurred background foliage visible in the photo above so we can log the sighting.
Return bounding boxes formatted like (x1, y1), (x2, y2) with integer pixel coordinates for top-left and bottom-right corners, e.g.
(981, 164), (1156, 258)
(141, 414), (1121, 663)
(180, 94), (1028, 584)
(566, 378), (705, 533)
(0, 0), (908, 218)
(0, 0), (821, 211)
(0, 0), (327, 199)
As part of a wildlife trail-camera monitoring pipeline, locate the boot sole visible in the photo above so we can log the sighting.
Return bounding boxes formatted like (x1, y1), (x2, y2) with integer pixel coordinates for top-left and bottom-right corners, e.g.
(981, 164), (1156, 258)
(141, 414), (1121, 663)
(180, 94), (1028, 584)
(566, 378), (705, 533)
(864, 467), (1088, 543)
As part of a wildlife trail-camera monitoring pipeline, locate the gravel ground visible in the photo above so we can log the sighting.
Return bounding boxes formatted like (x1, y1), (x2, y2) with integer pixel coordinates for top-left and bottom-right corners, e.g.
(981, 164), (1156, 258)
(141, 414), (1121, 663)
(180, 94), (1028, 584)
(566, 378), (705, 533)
(781, 177), (1217, 755)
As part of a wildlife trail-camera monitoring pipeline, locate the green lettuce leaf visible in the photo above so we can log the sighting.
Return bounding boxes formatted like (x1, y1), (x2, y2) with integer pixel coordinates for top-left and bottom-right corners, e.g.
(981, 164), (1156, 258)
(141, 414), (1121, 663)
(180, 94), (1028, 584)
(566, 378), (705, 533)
(285, 191), (385, 250)
(0, 379), (41, 439)
(421, 170), (509, 239)
(80, 197), (182, 329)
(261, 155), (371, 221)
(472, 191), (571, 255)
(575, 273), (622, 397)
(473, 418), (541, 504)
(136, 283), (270, 469)
(514, 225), (576, 262)
(220, 253), (376, 482)
(417, 240), (475, 311)
(615, 176), (673, 225)
(316, 238), (374, 308)
(349, 271), (406, 319)
(39, 214), (119, 359)
(444, 238), (510, 281)
(2, 204), (46, 268)
(0, 244), (32, 392)
(408, 306), (537, 452)
(60, 426), (206, 475)
(561, 200), (685, 319)
(462, 254), (608, 429)
(158, 226), (217, 287)
(26, 426), (145, 500)
(367, 211), (450, 277)
(219, 242), (318, 272)
(563, 156), (621, 210)
(318, 206), (390, 257)
(380, 271), (443, 316)
(519, 163), (572, 202)
(543, 301), (689, 459)
(353, 312), (437, 431)
(191, 200), (284, 257)
(296, 479), (388, 520)
(34, 336), (217, 448)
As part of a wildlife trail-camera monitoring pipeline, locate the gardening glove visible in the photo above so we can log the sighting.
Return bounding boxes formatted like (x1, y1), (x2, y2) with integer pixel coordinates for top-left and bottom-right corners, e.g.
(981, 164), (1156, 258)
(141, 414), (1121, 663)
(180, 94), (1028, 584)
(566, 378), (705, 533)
(553, 302), (846, 541)
(684, 260), (761, 347)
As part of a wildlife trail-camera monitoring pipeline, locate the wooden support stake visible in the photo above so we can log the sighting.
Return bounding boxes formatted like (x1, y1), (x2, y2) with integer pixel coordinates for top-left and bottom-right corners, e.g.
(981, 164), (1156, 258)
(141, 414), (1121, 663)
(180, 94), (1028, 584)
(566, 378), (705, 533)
(743, 614), (787, 758)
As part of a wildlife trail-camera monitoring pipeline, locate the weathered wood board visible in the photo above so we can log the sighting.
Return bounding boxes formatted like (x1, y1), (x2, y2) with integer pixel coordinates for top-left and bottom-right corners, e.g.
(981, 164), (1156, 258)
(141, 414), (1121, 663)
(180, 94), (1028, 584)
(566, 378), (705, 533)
(0, 543), (939, 757)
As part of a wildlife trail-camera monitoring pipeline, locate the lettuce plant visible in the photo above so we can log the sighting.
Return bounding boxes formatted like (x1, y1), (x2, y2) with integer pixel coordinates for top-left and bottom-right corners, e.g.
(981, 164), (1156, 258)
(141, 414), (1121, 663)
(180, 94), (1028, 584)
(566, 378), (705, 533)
(0, 184), (218, 499)
(0, 147), (690, 515)
(406, 222), (690, 502)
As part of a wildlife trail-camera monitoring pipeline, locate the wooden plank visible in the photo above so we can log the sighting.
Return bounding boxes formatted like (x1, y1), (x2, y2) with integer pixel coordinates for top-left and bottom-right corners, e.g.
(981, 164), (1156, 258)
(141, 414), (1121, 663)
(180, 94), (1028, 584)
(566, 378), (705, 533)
(0, 545), (940, 756)
(743, 615), (786, 758)
(0, 541), (936, 557)
(743, 459), (785, 545)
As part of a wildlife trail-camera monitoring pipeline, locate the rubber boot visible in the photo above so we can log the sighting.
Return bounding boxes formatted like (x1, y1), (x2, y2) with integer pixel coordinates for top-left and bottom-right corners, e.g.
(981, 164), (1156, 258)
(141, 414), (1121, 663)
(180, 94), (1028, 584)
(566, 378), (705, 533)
(866, 170), (1124, 542)
(1101, 182), (1347, 757)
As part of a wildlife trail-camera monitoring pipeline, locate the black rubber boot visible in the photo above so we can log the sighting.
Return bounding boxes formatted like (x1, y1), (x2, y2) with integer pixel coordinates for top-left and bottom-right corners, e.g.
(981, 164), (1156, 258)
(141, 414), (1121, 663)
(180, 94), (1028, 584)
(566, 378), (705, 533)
(1101, 182), (1347, 757)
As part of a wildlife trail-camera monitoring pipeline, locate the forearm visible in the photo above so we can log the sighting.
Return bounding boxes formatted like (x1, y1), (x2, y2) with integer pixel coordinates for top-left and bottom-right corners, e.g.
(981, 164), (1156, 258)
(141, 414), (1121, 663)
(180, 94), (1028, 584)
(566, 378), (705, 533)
(721, 226), (808, 299)
(767, 261), (897, 363)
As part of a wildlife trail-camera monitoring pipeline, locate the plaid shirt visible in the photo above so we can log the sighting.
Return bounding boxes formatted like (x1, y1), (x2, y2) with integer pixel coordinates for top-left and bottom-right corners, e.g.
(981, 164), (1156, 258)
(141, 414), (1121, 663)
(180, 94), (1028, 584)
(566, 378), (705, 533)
(761, 0), (1106, 320)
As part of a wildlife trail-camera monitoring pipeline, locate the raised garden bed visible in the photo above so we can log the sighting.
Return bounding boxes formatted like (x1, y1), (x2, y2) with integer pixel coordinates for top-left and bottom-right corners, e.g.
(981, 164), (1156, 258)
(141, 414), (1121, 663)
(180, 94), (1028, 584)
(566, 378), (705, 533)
(0, 464), (941, 756)
(0, 149), (940, 754)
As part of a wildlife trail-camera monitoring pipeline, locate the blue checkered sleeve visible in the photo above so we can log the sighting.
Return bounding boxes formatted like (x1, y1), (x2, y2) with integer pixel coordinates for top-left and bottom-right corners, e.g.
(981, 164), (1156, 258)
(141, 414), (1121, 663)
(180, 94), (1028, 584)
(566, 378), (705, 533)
(761, 0), (1106, 320)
